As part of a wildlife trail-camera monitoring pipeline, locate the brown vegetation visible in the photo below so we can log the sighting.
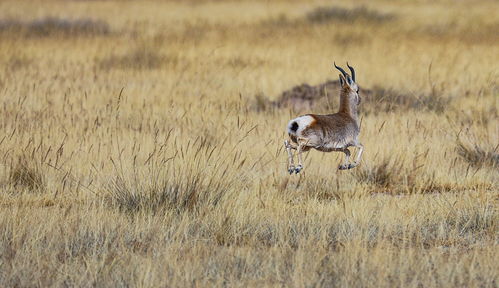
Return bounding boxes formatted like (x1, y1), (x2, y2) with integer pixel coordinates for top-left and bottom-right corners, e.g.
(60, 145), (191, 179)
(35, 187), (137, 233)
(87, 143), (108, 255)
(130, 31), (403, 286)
(0, 0), (497, 287)
(0, 17), (110, 37)
(306, 6), (395, 24)
(269, 80), (450, 114)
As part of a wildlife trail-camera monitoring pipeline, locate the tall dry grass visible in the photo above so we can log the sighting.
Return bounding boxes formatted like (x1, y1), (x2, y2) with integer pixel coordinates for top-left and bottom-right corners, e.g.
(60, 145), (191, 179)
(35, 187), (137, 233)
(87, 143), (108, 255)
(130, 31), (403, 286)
(0, 0), (497, 287)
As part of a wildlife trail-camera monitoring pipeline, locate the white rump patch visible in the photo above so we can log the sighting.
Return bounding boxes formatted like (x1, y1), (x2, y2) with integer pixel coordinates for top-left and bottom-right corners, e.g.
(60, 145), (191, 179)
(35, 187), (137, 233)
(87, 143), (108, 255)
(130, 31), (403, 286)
(287, 115), (315, 136)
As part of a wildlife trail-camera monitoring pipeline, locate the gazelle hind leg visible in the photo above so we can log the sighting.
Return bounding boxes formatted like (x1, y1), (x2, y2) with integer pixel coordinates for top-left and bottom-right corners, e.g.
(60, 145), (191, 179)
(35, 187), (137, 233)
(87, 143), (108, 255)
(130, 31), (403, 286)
(295, 137), (308, 174)
(338, 148), (351, 170)
(284, 140), (296, 174)
(348, 143), (364, 169)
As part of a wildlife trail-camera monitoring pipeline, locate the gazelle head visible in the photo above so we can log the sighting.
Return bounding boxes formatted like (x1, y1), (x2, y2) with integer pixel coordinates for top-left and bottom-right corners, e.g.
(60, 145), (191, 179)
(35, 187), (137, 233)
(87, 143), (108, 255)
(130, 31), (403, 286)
(334, 62), (361, 106)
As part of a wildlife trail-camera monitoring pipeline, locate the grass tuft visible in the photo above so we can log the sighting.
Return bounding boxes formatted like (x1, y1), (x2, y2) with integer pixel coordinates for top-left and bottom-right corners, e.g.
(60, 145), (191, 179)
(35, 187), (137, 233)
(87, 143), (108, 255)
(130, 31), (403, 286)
(354, 157), (403, 189)
(353, 153), (456, 194)
(253, 92), (271, 112)
(106, 140), (234, 215)
(4, 54), (32, 71)
(108, 173), (204, 215)
(364, 86), (450, 114)
(0, 17), (110, 37)
(99, 47), (176, 70)
(456, 137), (499, 168)
(306, 6), (395, 24)
(8, 157), (45, 191)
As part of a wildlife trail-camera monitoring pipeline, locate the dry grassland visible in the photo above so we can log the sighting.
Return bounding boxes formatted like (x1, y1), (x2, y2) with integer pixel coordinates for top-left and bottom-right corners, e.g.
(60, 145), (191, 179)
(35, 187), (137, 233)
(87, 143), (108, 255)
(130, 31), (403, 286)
(0, 0), (498, 287)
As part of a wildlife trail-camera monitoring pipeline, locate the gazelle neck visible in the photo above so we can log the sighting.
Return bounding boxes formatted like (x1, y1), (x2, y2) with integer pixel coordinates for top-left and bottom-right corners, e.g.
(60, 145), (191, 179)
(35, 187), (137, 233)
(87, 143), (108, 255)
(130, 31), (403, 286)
(338, 91), (359, 121)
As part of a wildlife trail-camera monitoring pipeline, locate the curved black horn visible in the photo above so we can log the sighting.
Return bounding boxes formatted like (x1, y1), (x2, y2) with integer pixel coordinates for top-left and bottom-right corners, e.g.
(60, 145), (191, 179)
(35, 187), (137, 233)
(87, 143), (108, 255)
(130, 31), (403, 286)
(347, 62), (355, 82)
(334, 62), (348, 78)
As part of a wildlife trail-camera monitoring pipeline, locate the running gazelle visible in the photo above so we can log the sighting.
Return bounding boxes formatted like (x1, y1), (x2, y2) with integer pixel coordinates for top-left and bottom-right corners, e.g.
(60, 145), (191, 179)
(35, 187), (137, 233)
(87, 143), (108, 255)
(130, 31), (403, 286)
(284, 63), (363, 174)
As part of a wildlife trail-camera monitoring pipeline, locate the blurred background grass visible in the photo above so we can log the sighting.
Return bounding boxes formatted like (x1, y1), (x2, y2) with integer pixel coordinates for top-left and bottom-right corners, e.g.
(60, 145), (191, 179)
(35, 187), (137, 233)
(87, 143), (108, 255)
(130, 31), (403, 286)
(0, 0), (497, 287)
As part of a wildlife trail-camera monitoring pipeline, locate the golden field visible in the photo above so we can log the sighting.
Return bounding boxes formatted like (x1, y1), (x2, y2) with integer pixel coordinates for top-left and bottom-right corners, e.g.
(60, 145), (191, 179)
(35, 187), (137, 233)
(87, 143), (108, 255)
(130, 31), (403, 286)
(0, 0), (497, 287)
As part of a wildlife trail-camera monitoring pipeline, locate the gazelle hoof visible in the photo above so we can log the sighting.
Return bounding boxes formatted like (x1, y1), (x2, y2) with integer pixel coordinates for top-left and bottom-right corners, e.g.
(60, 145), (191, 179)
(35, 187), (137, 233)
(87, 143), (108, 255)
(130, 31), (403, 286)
(288, 166), (295, 174)
(338, 164), (348, 170)
(347, 163), (357, 169)
(294, 165), (303, 174)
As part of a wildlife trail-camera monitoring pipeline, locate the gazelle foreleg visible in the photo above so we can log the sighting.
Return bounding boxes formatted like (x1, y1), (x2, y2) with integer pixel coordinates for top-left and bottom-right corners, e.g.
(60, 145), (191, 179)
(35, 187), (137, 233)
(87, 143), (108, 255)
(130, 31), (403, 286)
(348, 143), (364, 169)
(284, 140), (297, 174)
(338, 148), (351, 170)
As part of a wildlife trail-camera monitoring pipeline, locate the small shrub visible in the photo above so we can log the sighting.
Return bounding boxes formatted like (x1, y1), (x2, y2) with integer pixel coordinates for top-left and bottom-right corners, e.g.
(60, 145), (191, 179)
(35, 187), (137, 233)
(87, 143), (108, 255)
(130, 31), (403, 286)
(354, 157), (403, 189)
(262, 14), (292, 27)
(8, 157), (45, 191)
(364, 86), (450, 114)
(272, 80), (449, 114)
(0, 17), (110, 37)
(354, 154), (443, 194)
(107, 156), (232, 215)
(100, 47), (175, 70)
(108, 172), (204, 215)
(253, 92), (272, 112)
(456, 138), (499, 168)
(273, 80), (341, 112)
(4, 55), (32, 71)
(306, 6), (394, 24)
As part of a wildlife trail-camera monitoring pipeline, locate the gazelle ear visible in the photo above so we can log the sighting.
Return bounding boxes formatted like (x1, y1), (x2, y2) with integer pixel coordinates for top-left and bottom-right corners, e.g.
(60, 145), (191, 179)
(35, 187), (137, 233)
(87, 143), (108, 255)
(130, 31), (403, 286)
(346, 75), (353, 85)
(339, 74), (347, 87)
